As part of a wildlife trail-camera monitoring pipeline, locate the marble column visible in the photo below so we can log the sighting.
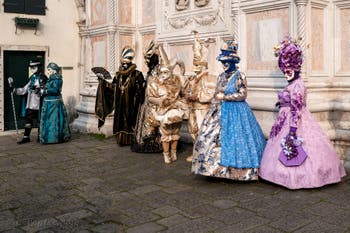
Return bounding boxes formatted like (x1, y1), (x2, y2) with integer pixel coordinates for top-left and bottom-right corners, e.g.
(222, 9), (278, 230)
(295, 0), (309, 79)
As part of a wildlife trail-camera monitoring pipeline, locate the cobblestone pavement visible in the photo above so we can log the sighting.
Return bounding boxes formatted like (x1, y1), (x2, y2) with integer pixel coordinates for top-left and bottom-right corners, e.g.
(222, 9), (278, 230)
(0, 133), (349, 233)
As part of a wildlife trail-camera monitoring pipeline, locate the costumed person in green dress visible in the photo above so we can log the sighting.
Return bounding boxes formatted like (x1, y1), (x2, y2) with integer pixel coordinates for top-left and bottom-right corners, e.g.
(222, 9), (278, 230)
(131, 40), (163, 153)
(13, 60), (48, 144)
(95, 46), (146, 146)
(39, 62), (71, 144)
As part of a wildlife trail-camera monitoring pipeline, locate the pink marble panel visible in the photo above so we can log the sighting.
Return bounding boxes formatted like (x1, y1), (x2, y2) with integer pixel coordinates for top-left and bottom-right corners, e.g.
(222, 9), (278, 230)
(311, 7), (324, 72)
(141, 34), (156, 73)
(340, 8), (350, 72)
(91, 0), (107, 26)
(246, 8), (289, 72)
(170, 42), (217, 75)
(142, 0), (155, 24)
(169, 44), (193, 75)
(91, 35), (107, 68)
(119, 0), (133, 25)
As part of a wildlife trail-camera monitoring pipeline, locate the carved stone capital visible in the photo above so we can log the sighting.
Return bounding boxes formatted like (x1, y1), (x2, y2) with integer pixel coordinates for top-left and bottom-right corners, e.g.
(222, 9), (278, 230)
(74, 0), (86, 23)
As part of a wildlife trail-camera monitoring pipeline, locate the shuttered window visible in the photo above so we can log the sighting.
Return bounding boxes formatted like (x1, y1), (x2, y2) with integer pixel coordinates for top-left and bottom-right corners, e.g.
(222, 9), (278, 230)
(4, 0), (46, 15)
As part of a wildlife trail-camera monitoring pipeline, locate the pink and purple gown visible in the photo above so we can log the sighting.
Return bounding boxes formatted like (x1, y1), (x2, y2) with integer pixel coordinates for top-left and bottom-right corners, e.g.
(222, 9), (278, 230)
(260, 78), (346, 189)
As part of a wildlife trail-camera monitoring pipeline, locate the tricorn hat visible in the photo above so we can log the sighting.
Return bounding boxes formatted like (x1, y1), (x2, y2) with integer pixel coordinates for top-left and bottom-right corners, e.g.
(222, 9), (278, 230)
(29, 60), (41, 67)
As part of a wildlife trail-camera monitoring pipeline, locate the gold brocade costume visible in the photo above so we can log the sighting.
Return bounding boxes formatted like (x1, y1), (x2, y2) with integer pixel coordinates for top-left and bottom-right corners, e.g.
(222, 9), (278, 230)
(148, 74), (184, 142)
(186, 72), (216, 140)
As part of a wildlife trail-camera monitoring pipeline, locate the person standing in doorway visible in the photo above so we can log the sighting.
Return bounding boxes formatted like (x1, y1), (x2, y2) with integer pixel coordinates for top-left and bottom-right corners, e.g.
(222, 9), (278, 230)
(13, 60), (47, 144)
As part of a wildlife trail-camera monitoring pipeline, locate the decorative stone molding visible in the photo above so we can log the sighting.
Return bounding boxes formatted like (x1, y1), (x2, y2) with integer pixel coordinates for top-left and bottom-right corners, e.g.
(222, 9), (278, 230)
(175, 0), (190, 11)
(168, 9), (220, 29)
(168, 17), (193, 29)
(240, 0), (291, 13)
(193, 9), (219, 25)
(333, 0), (350, 8)
(75, 0), (86, 23)
(310, 0), (329, 8)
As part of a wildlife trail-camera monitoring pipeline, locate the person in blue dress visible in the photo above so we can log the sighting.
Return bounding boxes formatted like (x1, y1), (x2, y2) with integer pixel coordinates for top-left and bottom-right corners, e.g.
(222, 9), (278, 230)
(191, 39), (266, 181)
(39, 62), (71, 144)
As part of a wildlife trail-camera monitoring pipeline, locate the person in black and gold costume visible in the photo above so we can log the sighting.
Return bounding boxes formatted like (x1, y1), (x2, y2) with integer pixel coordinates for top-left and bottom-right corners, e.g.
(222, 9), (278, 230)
(95, 46), (145, 146)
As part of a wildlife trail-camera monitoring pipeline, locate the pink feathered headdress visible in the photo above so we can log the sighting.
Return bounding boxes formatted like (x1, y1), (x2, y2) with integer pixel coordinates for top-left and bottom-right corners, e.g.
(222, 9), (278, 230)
(274, 36), (303, 73)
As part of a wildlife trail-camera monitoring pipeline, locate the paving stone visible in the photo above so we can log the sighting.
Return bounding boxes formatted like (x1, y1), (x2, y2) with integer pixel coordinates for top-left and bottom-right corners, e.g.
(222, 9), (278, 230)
(208, 207), (255, 225)
(166, 217), (222, 233)
(180, 204), (220, 219)
(118, 211), (161, 227)
(126, 222), (165, 233)
(91, 222), (123, 233)
(304, 201), (347, 217)
(0, 219), (19, 231)
(152, 205), (181, 217)
(2, 229), (26, 233)
(293, 220), (346, 233)
(245, 225), (284, 233)
(21, 218), (60, 233)
(0, 210), (15, 221)
(56, 209), (93, 223)
(156, 214), (190, 227)
(130, 184), (162, 195)
(216, 215), (270, 233)
(212, 199), (237, 209)
(269, 211), (315, 232)
(319, 207), (350, 228)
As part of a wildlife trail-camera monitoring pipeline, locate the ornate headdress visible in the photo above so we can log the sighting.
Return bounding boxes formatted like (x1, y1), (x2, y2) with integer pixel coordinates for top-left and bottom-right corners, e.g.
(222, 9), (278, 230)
(121, 46), (135, 63)
(143, 40), (159, 60)
(158, 44), (185, 75)
(158, 44), (170, 72)
(192, 30), (209, 68)
(217, 37), (240, 64)
(274, 36), (303, 73)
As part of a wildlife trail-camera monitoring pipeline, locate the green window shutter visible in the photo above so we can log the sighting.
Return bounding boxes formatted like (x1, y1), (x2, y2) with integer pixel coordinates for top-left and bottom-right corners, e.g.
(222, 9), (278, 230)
(4, 0), (25, 13)
(25, 0), (46, 15)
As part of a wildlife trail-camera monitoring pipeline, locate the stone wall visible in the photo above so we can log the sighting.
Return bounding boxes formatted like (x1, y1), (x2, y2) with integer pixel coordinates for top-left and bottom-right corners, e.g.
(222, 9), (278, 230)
(72, 0), (350, 166)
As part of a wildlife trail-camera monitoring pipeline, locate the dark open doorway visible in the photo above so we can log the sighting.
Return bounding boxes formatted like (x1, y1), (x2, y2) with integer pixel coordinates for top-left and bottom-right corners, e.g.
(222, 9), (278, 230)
(3, 50), (45, 130)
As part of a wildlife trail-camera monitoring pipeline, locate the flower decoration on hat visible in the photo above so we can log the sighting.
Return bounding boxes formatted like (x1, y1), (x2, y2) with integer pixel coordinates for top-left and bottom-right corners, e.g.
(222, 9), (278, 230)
(274, 36), (303, 73)
(217, 38), (240, 64)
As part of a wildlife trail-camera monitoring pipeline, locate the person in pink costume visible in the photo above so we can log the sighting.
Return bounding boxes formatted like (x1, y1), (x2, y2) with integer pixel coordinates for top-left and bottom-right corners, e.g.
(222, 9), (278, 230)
(259, 36), (346, 189)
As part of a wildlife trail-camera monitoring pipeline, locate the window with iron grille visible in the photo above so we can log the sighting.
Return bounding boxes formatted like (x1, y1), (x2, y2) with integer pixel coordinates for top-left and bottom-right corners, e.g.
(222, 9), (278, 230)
(4, 0), (46, 15)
